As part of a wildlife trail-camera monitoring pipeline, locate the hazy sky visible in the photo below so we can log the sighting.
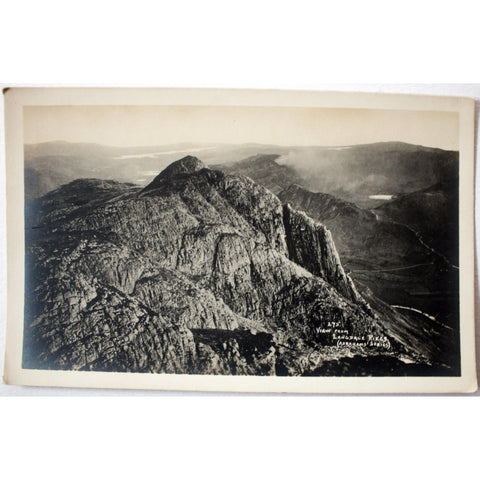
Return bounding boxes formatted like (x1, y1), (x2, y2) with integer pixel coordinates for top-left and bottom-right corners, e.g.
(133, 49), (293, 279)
(23, 105), (459, 150)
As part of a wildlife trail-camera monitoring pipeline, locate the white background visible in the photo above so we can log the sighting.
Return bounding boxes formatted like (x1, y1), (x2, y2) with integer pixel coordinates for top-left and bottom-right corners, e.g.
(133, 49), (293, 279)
(0, 1), (479, 479)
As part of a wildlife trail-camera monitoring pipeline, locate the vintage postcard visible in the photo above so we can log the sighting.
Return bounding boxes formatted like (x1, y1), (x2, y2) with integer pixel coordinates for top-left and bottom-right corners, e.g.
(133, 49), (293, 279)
(2, 88), (477, 393)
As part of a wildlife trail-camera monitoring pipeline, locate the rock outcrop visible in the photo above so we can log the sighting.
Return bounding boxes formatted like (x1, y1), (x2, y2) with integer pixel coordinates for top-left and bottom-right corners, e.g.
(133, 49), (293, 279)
(282, 203), (362, 304)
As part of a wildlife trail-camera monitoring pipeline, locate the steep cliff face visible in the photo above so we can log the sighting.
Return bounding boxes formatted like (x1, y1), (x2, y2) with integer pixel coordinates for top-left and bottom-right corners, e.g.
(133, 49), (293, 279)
(24, 156), (432, 375)
(282, 203), (362, 304)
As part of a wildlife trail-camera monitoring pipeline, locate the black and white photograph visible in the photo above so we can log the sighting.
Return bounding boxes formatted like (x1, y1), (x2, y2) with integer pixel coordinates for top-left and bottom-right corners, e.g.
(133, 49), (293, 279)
(3, 3), (480, 480)
(3, 88), (476, 392)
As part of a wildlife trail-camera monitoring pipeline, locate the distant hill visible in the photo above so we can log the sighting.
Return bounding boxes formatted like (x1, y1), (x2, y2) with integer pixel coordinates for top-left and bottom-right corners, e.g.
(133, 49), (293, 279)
(375, 181), (459, 265)
(271, 142), (458, 208)
(215, 142), (458, 208)
(213, 154), (301, 195)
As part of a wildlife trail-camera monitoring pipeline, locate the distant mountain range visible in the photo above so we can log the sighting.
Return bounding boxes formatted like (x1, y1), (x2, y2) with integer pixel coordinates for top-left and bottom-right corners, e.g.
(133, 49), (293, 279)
(24, 140), (458, 206)
(217, 142), (458, 208)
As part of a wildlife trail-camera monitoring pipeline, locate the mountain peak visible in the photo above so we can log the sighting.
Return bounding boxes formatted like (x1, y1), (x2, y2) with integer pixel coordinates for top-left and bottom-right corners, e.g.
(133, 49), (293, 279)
(160, 155), (205, 177)
(142, 155), (206, 193)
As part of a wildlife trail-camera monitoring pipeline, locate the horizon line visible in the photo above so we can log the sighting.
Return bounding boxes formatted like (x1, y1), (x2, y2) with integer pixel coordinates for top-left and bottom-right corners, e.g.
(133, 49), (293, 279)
(23, 139), (459, 152)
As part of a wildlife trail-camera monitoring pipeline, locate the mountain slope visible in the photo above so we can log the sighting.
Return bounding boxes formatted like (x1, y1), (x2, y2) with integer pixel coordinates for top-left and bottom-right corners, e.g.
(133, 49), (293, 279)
(214, 154), (301, 195)
(278, 184), (433, 270)
(24, 157), (457, 375)
(217, 156), (460, 371)
(375, 181), (459, 266)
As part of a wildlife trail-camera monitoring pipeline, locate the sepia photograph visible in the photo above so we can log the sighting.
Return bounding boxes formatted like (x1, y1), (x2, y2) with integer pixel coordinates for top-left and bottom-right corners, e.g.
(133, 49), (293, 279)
(3, 88), (476, 392)
(3, 4), (480, 480)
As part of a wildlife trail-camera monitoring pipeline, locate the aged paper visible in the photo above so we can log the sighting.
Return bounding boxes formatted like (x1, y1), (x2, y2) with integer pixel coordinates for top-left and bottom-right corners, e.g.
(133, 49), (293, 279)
(3, 87), (477, 392)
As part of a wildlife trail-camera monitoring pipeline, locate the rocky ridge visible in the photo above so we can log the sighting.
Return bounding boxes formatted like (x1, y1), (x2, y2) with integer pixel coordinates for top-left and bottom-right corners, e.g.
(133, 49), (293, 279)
(216, 158), (460, 373)
(24, 156), (439, 375)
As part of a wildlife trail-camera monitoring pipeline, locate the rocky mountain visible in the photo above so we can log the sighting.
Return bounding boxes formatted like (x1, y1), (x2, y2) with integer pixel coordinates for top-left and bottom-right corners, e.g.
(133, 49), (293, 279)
(23, 156), (455, 376)
(216, 154), (460, 370)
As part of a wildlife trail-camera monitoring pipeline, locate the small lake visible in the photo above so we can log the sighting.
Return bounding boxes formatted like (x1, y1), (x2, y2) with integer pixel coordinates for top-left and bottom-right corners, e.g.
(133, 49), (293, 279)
(369, 194), (393, 201)
(113, 146), (216, 160)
